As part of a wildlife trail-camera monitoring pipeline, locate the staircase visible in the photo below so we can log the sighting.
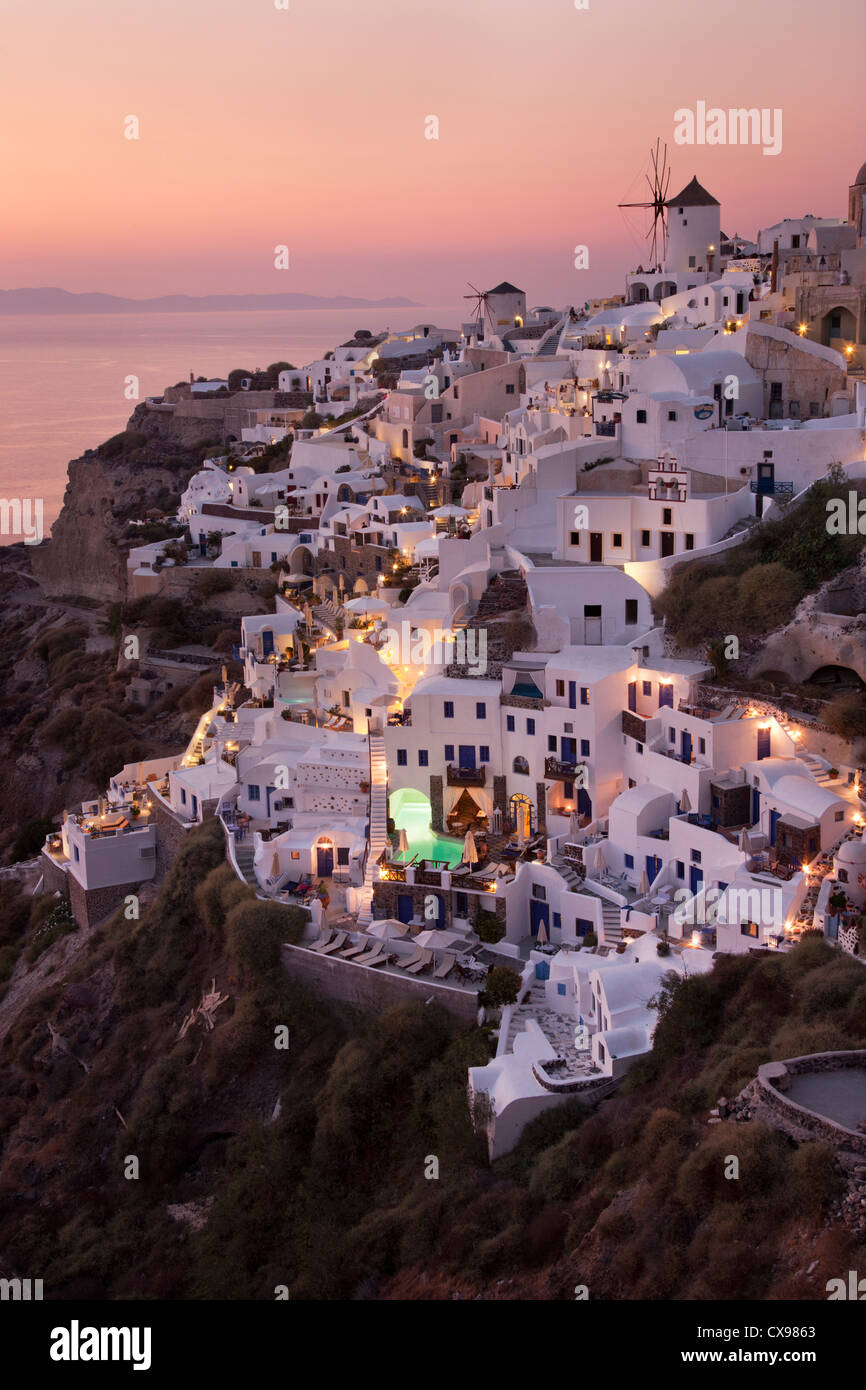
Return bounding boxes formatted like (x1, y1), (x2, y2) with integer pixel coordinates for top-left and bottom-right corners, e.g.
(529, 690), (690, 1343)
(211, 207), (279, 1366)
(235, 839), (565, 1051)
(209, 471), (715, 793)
(233, 840), (258, 887)
(800, 752), (836, 785)
(592, 896), (623, 946)
(551, 854), (584, 891)
(356, 729), (389, 926)
(414, 479), (439, 509)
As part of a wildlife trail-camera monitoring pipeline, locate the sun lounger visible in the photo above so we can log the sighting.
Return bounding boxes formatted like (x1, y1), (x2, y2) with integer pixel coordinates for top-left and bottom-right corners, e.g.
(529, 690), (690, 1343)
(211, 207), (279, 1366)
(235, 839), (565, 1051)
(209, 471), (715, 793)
(396, 948), (423, 971)
(405, 948), (434, 975)
(363, 949), (391, 968)
(339, 938), (369, 958)
(433, 952), (455, 979)
(354, 942), (384, 965)
(318, 931), (348, 955)
(308, 930), (333, 952)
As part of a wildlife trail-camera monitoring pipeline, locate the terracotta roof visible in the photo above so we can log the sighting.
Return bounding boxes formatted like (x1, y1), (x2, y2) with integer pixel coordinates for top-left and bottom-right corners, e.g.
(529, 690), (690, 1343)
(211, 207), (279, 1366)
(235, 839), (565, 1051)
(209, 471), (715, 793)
(665, 176), (720, 208)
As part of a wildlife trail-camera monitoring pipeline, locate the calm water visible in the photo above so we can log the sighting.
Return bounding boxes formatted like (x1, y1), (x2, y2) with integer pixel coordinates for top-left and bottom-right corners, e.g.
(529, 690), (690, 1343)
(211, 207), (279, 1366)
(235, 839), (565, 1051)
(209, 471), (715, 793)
(0, 305), (465, 541)
(785, 1070), (866, 1130)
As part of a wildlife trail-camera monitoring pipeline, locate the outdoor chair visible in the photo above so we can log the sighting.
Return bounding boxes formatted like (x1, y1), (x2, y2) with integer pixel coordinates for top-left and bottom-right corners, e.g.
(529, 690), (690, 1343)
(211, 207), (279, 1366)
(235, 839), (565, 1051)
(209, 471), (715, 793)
(433, 952), (456, 979)
(396, 947), (424, 971)
(405, 948), (434, 975)
(339, 938), (370, 958)
(308, 931), (333, 953)
(318, 931), (348, 956)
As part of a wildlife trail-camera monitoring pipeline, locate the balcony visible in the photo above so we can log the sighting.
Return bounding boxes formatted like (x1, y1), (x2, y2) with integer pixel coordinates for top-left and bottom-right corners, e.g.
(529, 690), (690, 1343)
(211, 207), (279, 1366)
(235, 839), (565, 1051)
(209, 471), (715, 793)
(750, 480), (794, 497)
(501, 691), (546, 711)
(544, 756), (580, 781)
(446, 764), (486, 787)
(621, 709), (647, 741)
(594, 420), (616, 437)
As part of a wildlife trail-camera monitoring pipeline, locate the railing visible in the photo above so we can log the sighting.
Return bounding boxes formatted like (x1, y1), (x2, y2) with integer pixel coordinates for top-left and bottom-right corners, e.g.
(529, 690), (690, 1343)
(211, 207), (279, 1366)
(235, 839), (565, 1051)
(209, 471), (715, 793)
(750, 480), (794, 496)
(446, 764), (486, 786)
(501, 692), (546, 710)
(594, 420), (616, 437)
(544, 756), (579, 781)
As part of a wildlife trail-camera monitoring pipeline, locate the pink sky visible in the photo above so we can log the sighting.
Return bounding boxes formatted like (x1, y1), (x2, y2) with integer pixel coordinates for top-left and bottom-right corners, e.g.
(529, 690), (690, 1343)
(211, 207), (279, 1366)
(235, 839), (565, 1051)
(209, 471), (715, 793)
(2, 0), (864, 304)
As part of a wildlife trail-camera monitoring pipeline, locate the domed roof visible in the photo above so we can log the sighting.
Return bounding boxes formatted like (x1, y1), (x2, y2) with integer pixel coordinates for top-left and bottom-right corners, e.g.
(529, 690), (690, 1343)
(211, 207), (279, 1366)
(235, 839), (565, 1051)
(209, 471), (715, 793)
(835, 838), (866, 866)
(854, 162), (866, 187)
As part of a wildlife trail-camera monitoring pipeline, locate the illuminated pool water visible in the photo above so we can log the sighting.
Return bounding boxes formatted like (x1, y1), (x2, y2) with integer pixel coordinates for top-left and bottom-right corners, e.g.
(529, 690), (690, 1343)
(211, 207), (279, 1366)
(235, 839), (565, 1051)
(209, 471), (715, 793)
(277, 674), (318, 706)
(391, 794), (464, 867)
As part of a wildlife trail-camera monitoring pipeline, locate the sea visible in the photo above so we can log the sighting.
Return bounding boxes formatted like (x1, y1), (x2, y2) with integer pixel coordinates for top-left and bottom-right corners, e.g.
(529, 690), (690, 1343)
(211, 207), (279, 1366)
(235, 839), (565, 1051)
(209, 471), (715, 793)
(0, 305), (466, 543)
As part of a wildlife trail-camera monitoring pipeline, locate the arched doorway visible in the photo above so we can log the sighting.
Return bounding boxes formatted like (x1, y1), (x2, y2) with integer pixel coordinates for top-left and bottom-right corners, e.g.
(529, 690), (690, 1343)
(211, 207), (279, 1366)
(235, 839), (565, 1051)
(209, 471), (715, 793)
(629, 283), (649, 304)
(315, 836), (334, 877)
(509, 793), (535, 839)
(821, 305), (856, 348)
(353, 576), (369, 595)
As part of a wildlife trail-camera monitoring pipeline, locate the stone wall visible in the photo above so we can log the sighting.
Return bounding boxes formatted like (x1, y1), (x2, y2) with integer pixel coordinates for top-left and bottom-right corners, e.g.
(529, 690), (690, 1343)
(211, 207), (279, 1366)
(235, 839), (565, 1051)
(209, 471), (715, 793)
(754, 1051), (866, 1155)
(145, 792), (194, 882)
(535, 783), (547, 834)
(68, 874), (140, 931)
(40, 852), (69, 896)
(281, 941), (479, 1023)
(430, 775), (443, 832)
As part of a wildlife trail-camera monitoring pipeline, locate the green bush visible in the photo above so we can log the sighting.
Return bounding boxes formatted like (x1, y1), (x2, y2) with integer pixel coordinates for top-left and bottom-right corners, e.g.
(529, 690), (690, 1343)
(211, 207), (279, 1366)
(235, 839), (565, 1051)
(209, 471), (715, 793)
(479, 965), (521, 1008)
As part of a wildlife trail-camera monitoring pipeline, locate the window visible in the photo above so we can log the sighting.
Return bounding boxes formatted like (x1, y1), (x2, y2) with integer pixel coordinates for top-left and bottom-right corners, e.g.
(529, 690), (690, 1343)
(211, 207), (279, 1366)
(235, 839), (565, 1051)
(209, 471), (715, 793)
(397, 749), (407, 766)
(557, 982), (567, 996)
(443, 701), (454, 719)
(526, 718), (535, 735)
(513, 755), (529, 775)
(444, 744), (454, 761)
(676, 860), (684, 878)
(337, 846), (350, 866)
(553, 912), (561, 929)
(476, 702), (486, 719)
(740, 921), (759, 938)
(667, 410), (677, 421)
(624, 853), (634, 869)
(342, 690), (350, 708)
(698, 737), (706, 754)
(505, 383), (515, 395)
(635, 741), (643, 754)
(581, 739), (590, 756)
(691, 850), (702, 864)
(669, 727), (676, 743)
(375, 556), (382, 572)
(506, 715), (515, 733)
(564, 722), (573, 733)
(835, 810), (844, 822)
(247, 785), (260, 802)
(555, 680), (565, 697)
(569, 531), (582, 546)
(73, 845), (80, 862)
(641, 529), (650, 547)
(480, 746), (490, 762)
(809, 401), (820, 417)
(662, 507), (672, 526)
(625, 599), (638, 624)
(838, 868), (849, 883)
(532, 885), (546, 900)
(685, 534), (695, 550)
(688, 255), (696, 268)
(181, 788), (187, 805)
(291, 850), (300, 860)
(581, 687), (590, 706)
(642, 680), (652, 696)
(548, 735), (557, 752)
(636, 409), (647, 423)
(418, 749), (428, 767)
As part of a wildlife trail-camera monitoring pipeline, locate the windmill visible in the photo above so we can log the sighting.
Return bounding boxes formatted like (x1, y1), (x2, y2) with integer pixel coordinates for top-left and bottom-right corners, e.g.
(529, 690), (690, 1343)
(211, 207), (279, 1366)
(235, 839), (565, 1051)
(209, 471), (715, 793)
(463, 282), (495, 339)
(619, 139), (672, 273)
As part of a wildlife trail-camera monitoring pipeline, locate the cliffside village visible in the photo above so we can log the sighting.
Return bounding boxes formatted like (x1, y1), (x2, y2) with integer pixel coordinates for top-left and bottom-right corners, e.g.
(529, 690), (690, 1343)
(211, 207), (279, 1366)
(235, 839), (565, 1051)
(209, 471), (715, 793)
(40, 161), (866, 1157)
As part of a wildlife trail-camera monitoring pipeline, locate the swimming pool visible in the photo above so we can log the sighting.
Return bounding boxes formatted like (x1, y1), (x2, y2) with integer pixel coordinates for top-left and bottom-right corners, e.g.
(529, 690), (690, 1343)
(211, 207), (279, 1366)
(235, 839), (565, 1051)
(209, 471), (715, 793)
(392, 799), (464, 867)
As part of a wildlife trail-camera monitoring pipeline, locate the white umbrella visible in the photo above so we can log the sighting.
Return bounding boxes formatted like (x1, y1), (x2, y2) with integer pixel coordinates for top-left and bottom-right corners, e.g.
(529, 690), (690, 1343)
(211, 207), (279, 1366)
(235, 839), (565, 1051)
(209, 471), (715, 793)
(367, 918), (408, 939)
(594, 842), (606, 875)
(397, 827), (409, 855)
(738, 828), (750, 853)
(310, 897), (324, 929)
(680, 787), (691, 813)
(345, 595), (388, 614)
(536, 916), (548, 946)
(415, 928), (462, 949)
(431, 504), (469, 518)
(463, 830), (479, 867)
(638, 868), (650, 895)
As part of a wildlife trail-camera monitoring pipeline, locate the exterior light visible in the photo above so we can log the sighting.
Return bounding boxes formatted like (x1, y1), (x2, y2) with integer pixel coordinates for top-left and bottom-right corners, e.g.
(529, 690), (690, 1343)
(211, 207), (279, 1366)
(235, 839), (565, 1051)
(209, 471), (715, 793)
(798, 323), (808, 336)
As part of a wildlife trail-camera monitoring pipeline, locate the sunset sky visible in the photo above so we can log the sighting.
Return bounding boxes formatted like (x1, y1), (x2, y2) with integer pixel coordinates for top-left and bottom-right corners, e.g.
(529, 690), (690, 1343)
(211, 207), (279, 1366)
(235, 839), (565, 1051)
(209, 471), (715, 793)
(2, 0), (865, 305)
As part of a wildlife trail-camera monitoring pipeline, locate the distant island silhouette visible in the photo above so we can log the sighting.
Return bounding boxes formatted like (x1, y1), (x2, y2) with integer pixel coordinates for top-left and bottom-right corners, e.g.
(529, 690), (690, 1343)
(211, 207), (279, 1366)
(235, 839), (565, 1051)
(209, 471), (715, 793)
(0, 287), (419, 314)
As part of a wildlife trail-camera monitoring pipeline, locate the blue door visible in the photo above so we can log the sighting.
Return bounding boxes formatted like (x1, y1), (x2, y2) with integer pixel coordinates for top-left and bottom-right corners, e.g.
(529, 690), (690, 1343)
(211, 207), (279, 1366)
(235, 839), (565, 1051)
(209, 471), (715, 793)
(646, 854), (662, 884)
(751, 787), (761, 825)
(458, 745), (476, 770)
(262, 629), (274, 656)
(689, 864), (704, 896)
(628, 681), (637, 712)
(577, 787), (592, 818)
(769, 809), (781, 847)
(659, 684), (673, 708)
(561, 737), (577, 765)
(316, 844), (334, 877)
(757, 727), (771, 760)
(757, 462), (775, 495)
(568, 681), (577, 709)
(681, 731), (693, 764)
(199, 536), (207, 556)
(397, 893), (414, 924)
(530, 900), (550, 938)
